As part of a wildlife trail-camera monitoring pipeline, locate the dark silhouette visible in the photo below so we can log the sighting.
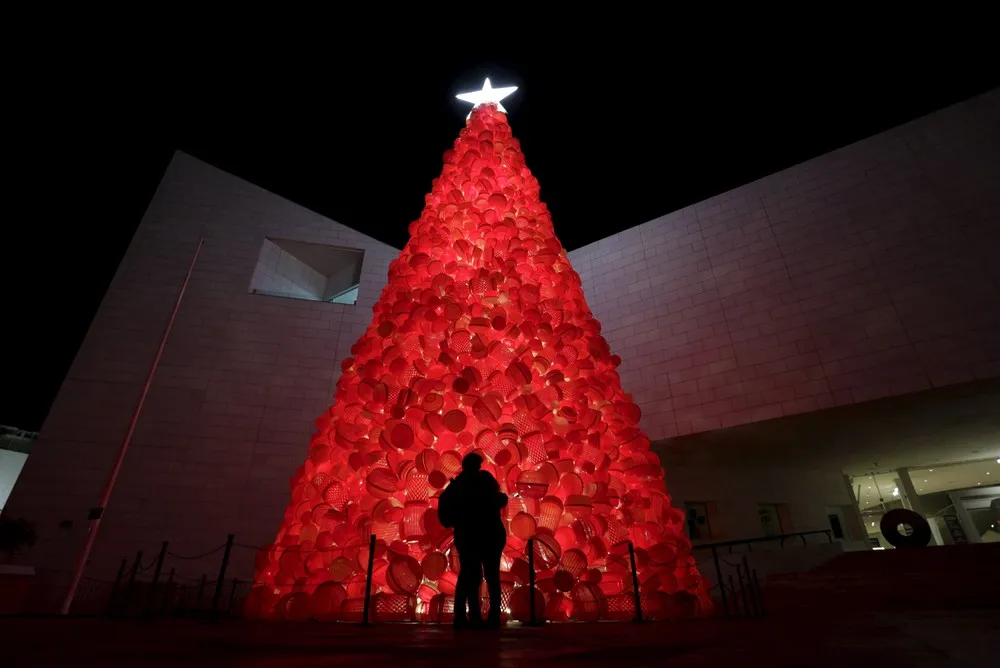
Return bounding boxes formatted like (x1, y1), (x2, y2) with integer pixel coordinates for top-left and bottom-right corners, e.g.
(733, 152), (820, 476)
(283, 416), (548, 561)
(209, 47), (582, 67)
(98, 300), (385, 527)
(438, 453), (508, 629)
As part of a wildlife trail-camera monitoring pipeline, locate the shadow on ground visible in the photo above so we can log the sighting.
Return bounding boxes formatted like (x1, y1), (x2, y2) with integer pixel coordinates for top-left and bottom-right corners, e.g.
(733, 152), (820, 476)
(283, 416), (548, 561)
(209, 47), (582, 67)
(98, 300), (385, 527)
(1, 610), (996, 667)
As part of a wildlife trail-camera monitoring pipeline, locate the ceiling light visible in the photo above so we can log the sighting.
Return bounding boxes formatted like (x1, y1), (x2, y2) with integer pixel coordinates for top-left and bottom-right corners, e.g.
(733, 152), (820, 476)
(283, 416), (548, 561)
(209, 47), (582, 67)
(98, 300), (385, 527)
(892, 487), (899, 497)
(996, 458), (999, 464)
(929, 469), (934, 472)
(871, 521), (875, 527)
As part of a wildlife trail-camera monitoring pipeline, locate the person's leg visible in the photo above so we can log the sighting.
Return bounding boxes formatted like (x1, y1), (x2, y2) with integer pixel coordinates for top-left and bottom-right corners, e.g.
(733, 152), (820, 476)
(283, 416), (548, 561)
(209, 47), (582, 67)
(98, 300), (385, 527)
(467, 548), (484, 622)
(482, 547), (503, 627)
(454, 544), (472, 626)
(455, 542), (483, 626)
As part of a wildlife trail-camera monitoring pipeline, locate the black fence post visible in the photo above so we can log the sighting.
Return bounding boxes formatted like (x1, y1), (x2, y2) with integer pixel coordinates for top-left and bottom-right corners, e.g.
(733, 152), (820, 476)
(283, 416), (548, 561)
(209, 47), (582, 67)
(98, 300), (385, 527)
(526, 538), (542, 626)
(228, 579), (240, 616)
(145, 541), (169, 617)
(711, 546), (729, 618)
(161, 567), (176, 617)
(742, 556), (759, 618)
(120, 550), (143, 618)
(195, 574), (207, 611)
(361, 534), (376, 626)
(736, 565), (752, 619)
(752, 568), (766, 618)
(211, 534), (235, 617)
(627, 541), (643, 623)
(106, 557), (127, 616)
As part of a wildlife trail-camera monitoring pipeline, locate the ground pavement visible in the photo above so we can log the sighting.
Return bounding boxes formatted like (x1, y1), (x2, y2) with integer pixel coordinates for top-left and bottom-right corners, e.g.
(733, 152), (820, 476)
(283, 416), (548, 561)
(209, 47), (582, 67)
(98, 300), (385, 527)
(0, 609), (996, 667)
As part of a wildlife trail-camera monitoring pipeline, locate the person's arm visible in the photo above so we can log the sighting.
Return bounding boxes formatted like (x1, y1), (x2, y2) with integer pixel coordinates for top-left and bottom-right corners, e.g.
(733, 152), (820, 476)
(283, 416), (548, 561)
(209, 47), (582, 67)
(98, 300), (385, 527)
(490, 475), (508, 509)
(438, 483), (456, 528)
(479, 470), (509, 509)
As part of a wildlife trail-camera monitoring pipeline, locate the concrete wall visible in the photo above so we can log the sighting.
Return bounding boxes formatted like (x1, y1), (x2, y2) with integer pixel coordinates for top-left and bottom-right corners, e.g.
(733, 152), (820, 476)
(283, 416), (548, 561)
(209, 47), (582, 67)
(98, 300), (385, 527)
(4, 153), (398, 595)
(569, 89), (1000, 441)
(0, 450), (28, 511)
(323, 260), (362, 301)
(249, 238), (329, 300)
(663, 464), (853, 543)
(665, 463), (866, 590)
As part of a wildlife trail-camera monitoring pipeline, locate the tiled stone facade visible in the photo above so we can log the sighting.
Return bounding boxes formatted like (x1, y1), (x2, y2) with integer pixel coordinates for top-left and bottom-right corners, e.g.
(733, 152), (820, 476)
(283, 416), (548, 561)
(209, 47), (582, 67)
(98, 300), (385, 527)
(570, 90), (999, 440)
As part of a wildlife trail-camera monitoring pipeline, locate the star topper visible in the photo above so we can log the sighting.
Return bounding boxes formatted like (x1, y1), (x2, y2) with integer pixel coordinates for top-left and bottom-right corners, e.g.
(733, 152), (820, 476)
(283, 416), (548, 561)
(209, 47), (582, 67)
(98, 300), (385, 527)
(456, 77), (518, 118)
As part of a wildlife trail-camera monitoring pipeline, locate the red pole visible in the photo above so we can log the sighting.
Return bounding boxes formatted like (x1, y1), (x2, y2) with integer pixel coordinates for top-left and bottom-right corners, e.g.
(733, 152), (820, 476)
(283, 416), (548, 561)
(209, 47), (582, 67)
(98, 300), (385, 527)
(361, 534), (376, 625)
(60, 238), (204, 614)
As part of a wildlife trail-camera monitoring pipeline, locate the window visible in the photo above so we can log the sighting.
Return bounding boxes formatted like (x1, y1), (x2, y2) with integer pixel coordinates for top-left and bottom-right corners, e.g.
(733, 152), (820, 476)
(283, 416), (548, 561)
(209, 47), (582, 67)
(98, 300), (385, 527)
(826, 505), (852, 540)
(684, 502), (714, 540)
(757, 503), (782, 537)
(757, 503), (793, 537)
(249, 238), (364, 305)
(827, 513), (845, 539)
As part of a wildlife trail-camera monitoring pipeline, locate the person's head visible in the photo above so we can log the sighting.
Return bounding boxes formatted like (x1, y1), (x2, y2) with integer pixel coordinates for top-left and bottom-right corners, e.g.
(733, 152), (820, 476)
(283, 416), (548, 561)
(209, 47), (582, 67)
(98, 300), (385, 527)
(462, 452), (483, 472)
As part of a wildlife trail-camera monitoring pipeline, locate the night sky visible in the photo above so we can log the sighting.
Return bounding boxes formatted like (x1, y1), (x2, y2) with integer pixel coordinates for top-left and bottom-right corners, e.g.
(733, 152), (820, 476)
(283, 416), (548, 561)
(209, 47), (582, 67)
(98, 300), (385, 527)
(4, 28), (997, 431)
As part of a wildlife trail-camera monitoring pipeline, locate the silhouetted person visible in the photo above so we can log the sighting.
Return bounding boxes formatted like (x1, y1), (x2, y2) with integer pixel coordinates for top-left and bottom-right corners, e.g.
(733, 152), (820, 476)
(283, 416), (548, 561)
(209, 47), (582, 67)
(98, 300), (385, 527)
(438, 452), (508, 629)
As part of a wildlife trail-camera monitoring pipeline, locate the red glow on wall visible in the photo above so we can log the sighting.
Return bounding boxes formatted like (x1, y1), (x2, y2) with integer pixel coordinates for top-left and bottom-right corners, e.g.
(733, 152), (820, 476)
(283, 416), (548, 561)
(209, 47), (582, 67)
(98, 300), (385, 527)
(245, 104), (711, 622)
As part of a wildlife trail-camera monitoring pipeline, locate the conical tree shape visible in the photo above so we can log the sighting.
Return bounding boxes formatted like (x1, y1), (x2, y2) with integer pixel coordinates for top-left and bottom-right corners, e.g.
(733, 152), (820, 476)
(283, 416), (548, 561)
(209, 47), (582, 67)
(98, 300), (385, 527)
(246, 104), (711, 623)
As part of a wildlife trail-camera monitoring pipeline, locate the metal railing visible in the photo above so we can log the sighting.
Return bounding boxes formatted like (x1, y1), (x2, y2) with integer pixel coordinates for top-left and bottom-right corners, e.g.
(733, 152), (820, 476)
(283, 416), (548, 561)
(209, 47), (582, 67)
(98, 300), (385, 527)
(692, 529), (833, 555)
(13, 529), (835, 622)
(690, 529), (833, 618)
(18, 533), (663, 625)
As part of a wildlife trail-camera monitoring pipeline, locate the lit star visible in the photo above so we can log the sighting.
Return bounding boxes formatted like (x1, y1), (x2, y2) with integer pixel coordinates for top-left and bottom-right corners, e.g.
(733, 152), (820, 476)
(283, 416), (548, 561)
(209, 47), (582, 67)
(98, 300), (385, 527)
(456, 78), (518, 117)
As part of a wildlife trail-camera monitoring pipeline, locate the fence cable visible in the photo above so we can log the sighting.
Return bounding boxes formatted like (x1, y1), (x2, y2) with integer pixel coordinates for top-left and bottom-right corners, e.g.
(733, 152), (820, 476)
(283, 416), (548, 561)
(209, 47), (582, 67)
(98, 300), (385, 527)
(233, 543), (265, 551)
(137, 554), (160, 571)
(166, 544), (226, 560)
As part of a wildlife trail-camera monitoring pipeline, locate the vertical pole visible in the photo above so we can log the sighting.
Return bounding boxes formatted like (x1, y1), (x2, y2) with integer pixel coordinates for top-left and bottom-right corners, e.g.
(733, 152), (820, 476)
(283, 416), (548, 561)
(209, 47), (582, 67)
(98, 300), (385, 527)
(742, 556), (759, 618)
(106, 558), (127, 616)
(728, 575), (739, 617)
(736, 565), (751, 619)
(844, 474), (869, 542)
(711, 546), (729, 618)
(212, 534), (235, 615)
(896, 468), (925, 516)
(195, 574), (207, 610)
(161, 568), (175, 617)
(60, 238), (205, 615)
(228, 579), (240, 616)
(361, 534), (376, 626)
(145, 541), (169, 617)
(947, 492), (982, 544)
(527, 538), (539, 625)
(120, 550), (143, 618)
(627, 541), (643, 622)
(752, 568), (766, 618)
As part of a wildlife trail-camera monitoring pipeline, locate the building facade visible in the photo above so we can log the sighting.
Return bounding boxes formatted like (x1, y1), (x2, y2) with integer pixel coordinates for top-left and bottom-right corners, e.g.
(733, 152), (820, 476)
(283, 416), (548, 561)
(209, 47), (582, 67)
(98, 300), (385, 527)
(4, 89), (999, 609)
(570, 89), (999, 441)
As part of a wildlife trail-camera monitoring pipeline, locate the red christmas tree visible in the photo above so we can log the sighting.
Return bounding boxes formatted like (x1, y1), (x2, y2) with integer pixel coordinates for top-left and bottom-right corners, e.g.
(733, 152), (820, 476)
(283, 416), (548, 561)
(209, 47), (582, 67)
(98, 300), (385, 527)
(245, 86), (711, 622)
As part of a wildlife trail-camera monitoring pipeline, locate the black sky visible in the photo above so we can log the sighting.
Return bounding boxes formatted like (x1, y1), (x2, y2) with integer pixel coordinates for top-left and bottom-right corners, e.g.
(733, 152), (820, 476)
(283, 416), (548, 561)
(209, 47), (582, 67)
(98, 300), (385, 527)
(3, 24), (997, 431)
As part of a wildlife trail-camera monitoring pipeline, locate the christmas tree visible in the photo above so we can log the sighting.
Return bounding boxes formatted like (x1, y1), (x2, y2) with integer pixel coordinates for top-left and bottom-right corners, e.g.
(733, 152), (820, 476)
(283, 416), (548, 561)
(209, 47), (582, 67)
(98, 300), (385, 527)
(245, 80), (711, 622)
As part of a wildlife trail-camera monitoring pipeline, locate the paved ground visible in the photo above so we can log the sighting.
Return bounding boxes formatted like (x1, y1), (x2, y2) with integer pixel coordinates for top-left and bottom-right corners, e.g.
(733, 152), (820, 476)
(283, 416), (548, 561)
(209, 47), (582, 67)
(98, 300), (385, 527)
(1, 609), (996, 667)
